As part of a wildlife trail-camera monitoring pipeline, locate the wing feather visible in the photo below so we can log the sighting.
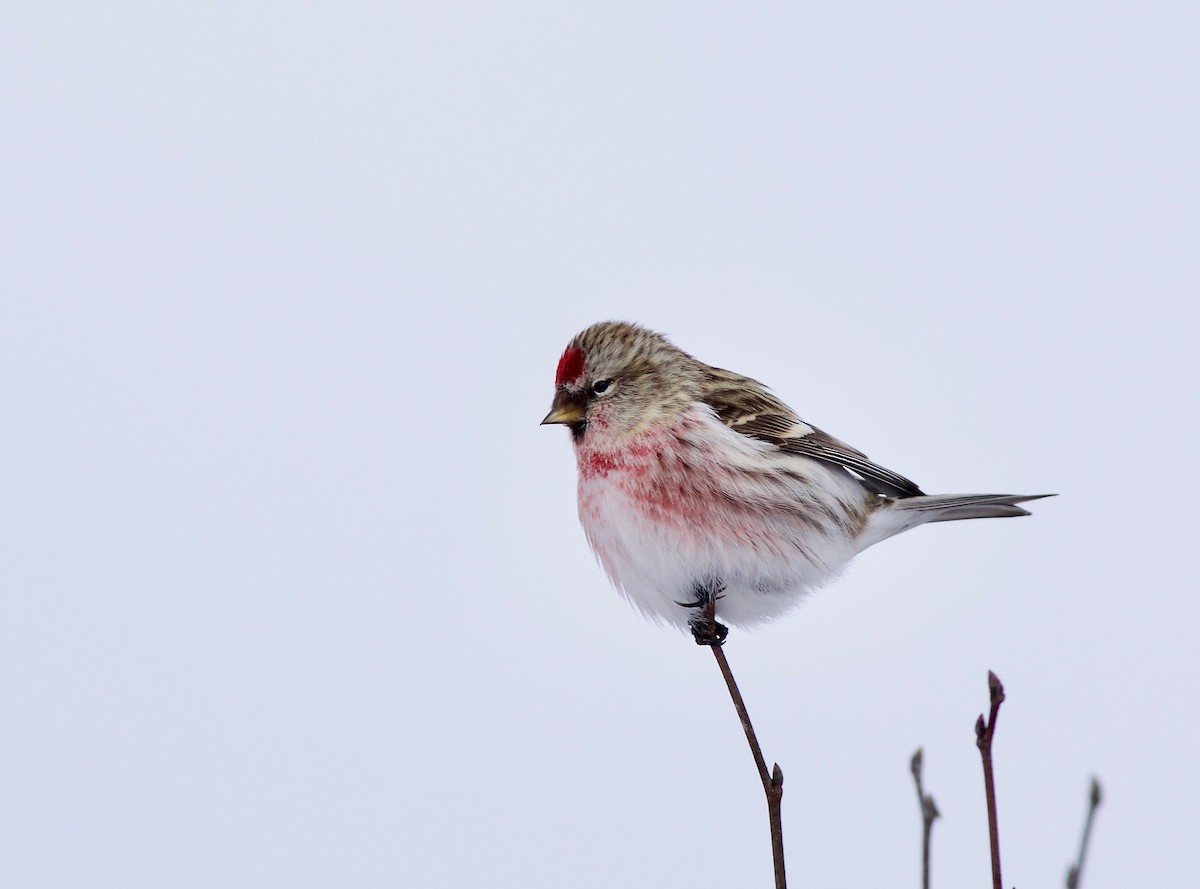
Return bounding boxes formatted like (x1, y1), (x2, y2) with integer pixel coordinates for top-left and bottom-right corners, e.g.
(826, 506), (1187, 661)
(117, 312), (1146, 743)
(701, 367), (925, 499)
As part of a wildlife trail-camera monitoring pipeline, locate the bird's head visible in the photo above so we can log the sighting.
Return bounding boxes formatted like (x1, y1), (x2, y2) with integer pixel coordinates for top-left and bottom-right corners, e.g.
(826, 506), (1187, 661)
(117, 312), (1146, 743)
(541, 321), (703, 443)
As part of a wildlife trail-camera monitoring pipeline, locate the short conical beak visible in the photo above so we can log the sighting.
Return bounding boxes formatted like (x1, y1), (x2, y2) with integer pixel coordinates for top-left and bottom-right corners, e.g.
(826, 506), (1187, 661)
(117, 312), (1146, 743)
(541, 389), (585, 426)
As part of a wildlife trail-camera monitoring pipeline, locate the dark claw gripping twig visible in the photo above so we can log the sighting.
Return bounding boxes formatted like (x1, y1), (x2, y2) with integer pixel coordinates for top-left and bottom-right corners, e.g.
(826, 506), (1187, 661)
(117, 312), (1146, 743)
(679, 581), (728, 646)
(689, 616), (729, 646)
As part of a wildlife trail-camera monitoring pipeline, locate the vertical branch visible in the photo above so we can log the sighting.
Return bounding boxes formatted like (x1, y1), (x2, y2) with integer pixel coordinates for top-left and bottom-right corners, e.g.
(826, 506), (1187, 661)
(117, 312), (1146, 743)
(1065, 777), (1102, 889)
(974, 671), (1006, 889)
(910, 748), (939, 889)
(709, 643), (787, 889)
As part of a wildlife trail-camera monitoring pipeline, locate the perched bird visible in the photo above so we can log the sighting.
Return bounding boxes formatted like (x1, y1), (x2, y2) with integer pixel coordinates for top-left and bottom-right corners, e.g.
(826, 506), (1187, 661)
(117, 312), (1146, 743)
(542, 321), (1050, 644)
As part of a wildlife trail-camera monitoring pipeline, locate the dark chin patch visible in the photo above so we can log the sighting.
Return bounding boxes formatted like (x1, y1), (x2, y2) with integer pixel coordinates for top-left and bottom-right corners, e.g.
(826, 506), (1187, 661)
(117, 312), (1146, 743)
(569, 420), (587, 441)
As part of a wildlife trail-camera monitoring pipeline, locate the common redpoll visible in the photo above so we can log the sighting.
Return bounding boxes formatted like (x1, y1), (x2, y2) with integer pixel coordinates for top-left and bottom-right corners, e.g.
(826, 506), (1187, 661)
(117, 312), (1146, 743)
(542, 321), (1050, 643)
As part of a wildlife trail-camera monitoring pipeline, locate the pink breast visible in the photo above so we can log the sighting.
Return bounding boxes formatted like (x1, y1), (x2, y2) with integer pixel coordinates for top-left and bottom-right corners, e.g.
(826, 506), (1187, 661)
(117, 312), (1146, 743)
(577, 420), (764, 543)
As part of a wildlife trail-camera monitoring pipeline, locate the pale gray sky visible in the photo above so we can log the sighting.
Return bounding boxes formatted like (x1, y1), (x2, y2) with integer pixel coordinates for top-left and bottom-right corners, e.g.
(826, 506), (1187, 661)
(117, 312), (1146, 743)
(2, 3), (1197, 887)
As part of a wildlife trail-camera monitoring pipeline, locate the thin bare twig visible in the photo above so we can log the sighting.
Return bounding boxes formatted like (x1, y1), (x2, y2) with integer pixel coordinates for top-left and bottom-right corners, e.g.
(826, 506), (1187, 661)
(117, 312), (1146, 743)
(689, 593), (785, 887)
(975, 671), (1006, 889)
(1066, 777), (1103, 889)
(910, 748), (939, 889)
(709, 643), (787, 889)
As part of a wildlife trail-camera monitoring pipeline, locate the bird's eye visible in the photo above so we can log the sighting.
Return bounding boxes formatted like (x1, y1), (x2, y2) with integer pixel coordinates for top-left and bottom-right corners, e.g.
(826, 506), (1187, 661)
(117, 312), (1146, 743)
(591, 379), (612, 395)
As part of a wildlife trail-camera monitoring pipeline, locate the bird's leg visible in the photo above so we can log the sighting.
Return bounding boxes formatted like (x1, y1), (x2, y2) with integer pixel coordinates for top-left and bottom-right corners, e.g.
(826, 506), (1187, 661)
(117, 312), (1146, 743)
(679, 580), (728, 646)
(692, 602), (729, 646)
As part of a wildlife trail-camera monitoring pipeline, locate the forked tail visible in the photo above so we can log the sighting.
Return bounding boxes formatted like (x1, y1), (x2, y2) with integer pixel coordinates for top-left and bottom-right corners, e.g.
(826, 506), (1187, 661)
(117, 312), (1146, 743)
(898, 492), (1055, 522)
(861, 493), (1055, 549)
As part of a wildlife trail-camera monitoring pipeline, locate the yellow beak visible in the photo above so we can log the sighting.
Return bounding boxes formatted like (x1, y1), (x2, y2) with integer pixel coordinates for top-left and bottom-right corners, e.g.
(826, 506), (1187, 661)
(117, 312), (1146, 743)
(541, 389), (585, 426)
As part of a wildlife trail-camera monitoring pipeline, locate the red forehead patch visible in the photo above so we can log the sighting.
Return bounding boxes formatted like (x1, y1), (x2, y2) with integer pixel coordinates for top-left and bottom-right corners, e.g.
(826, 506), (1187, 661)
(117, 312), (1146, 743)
(555, 346), (585, 385)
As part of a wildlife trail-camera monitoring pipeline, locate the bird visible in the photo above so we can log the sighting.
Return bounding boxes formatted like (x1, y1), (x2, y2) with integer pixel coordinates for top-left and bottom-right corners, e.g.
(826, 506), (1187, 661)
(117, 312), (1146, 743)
(541, 320), (1050, 645)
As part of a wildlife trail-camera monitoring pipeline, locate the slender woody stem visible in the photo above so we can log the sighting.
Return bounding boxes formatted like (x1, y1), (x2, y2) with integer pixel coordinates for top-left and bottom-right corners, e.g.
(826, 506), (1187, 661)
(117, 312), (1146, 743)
(910, 749), (939, 889)
(975, 671), (1006, 889)
(710, 643), (787, 889)
(1066, 777), (1102, 889)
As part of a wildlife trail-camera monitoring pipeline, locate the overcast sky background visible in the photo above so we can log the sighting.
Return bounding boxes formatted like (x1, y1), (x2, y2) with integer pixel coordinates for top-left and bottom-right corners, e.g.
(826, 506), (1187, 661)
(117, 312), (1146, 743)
(3, 3), (1197, 887)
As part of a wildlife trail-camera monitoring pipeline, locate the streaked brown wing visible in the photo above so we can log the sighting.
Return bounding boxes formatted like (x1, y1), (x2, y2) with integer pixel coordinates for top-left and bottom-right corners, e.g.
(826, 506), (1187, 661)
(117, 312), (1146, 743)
(702, 368), (926, 499)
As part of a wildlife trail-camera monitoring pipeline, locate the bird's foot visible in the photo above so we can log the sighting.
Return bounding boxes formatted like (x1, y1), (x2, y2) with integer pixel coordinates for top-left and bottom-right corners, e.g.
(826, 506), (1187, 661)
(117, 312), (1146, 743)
(674, 579), (725, 610)
(674, 591), (724, 609)
(689, 614), (729, 647)
(681, 581), (728, 646)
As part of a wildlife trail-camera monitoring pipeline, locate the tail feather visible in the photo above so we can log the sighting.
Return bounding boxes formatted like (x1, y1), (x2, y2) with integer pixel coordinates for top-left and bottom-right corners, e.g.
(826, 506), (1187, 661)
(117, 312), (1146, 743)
(899, 493), (1055, 523)
(860, 493), (1054, 549)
